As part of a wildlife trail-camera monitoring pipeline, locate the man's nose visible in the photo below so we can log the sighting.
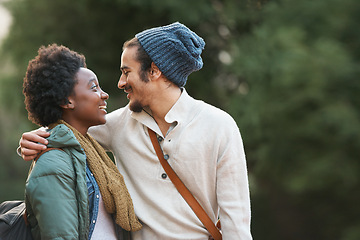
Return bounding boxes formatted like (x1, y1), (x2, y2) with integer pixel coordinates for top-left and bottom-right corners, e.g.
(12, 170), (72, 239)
(118, 74), (126, 89)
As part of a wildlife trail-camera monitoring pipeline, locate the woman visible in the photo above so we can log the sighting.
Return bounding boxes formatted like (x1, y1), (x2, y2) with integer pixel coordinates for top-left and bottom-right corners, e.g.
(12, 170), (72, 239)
(23, 44), (142, 240)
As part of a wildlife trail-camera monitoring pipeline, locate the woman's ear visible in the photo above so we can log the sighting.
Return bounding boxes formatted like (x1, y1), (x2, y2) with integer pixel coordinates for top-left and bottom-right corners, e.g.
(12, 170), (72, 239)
(60, 98), (75, 110)
(149, 62), (162, 80)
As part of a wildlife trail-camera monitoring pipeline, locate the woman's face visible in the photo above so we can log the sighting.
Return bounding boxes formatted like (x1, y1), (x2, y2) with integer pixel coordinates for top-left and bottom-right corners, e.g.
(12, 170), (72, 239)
(68, 67), (109, 129)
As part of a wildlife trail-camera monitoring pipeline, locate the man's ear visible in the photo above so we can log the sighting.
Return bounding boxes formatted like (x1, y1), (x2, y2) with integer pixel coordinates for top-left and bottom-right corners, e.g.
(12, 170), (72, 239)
(60, 98), (75, 110)
(149, 62), (162, 80)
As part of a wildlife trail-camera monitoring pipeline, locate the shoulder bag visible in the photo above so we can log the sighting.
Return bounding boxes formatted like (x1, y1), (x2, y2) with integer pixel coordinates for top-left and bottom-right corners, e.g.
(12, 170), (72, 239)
(0, 147), (61, 240)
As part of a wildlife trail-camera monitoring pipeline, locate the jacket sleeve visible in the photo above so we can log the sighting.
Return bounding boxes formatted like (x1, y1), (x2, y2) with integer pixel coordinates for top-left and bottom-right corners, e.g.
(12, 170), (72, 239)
(26, 150), (80, 240)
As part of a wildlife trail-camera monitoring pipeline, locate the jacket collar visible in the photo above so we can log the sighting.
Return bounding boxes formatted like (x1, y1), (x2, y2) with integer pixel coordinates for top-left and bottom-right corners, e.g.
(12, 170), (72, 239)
(46, 124), (83, 151)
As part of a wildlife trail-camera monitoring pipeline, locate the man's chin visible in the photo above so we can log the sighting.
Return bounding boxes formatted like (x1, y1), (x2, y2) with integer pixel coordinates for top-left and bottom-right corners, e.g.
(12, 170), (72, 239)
(129, 101), (143, 113)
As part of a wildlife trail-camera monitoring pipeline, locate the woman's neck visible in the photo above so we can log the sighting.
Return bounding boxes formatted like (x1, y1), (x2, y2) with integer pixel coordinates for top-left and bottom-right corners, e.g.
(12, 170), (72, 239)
(60, 117), (88, 136)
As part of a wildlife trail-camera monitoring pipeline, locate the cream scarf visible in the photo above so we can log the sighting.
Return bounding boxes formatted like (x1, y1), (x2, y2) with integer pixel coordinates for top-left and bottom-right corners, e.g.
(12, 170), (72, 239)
(54, 120), (142, 232)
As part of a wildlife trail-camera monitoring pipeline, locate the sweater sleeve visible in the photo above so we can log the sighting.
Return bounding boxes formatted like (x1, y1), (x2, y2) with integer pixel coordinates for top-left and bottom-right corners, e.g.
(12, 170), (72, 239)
(88, 122), (111, 151)
(26, 150), (79, 240)
(88, 107), (128, 152)
(216, 115), (252, 240)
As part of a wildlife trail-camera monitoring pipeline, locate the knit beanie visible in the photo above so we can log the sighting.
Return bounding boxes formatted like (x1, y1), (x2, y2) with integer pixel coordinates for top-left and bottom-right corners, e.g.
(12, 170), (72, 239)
(135, 22), (205, 87)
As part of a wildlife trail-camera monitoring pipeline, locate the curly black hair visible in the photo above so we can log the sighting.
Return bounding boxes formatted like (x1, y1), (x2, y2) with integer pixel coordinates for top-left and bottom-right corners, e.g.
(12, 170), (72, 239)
(23, 44), (86, 126)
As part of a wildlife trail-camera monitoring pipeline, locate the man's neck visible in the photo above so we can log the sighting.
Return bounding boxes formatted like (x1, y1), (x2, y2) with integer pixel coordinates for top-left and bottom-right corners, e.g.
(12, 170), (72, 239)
(150, 86), (182, 136)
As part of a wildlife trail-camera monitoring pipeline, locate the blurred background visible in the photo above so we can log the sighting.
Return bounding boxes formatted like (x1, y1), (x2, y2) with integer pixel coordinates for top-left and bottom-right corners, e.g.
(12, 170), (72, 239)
(0, 0), (359, 239)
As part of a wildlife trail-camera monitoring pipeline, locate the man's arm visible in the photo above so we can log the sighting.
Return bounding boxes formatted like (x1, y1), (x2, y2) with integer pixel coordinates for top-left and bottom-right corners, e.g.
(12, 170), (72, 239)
(19, 121), (111, 161)
(216, 116), (252, 240)
(18, 128), (50, 161)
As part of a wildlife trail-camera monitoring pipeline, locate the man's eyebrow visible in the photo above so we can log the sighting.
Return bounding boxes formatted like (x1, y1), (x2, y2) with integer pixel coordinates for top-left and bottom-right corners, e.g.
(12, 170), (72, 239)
(120, 66), (129, 71)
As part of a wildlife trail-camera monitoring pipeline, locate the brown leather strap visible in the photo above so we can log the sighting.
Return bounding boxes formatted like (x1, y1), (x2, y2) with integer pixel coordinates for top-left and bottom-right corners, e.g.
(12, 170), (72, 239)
(34, 147), (63, 162)
(23, 208), (29, 226)
(148, 128), (222, 240)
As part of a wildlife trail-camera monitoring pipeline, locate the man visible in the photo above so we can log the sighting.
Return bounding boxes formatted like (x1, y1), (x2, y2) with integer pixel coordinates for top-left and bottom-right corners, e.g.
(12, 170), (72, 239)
(19, 22), (252, 239)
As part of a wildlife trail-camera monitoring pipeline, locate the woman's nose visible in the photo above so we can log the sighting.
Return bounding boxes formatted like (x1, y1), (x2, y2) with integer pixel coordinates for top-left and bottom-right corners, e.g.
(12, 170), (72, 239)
(101, 90), (109, 99)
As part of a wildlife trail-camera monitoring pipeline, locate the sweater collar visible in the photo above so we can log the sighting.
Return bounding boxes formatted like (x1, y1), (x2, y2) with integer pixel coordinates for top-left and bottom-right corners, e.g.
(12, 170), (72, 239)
(130, 88), (201, 135)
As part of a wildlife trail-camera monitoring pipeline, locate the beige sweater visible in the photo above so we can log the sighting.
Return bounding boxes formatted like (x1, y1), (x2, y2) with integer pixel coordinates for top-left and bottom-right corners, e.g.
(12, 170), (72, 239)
(89, 89), (252, 240)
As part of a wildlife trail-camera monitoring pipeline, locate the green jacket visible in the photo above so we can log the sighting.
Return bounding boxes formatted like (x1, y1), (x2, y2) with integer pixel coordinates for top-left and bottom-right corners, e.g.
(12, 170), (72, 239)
(25, 124), (89, 240)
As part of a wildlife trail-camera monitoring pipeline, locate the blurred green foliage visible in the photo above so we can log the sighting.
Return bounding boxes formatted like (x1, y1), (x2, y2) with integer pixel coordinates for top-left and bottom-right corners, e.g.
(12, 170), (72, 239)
(0, 0), (359, 239)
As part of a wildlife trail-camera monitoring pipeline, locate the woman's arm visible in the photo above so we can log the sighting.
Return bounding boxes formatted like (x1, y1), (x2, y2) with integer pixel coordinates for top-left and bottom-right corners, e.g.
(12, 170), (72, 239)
(26, 150), (80, 239)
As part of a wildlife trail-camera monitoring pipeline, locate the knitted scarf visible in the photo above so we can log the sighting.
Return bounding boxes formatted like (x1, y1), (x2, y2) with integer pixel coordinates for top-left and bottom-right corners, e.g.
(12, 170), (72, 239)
(54, 120), (142, 232)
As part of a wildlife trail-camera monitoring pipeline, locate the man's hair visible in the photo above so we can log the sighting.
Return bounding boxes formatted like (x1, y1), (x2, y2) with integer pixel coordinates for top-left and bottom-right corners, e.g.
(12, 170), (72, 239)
(23, 44), (86, 127)
(123, 37), (152, 82)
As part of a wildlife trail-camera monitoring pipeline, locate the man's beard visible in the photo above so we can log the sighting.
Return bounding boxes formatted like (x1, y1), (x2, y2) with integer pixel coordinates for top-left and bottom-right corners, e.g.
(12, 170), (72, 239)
(129, 100), (143, 113)
(128, 71), (149, 113)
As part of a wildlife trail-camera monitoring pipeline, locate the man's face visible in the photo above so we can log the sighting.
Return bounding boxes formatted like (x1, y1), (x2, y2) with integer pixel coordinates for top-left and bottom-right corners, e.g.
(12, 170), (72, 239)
(118, 46), (150, 112)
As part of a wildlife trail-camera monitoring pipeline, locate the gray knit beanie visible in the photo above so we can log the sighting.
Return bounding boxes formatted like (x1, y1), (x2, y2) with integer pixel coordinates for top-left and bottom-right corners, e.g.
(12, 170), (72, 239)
(135, 22), (205, 87)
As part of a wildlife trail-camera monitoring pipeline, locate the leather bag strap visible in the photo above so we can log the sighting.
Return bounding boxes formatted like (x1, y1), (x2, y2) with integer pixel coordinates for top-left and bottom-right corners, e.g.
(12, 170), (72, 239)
(148, 128), (222, 240)
(34, 147), (63, 162)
